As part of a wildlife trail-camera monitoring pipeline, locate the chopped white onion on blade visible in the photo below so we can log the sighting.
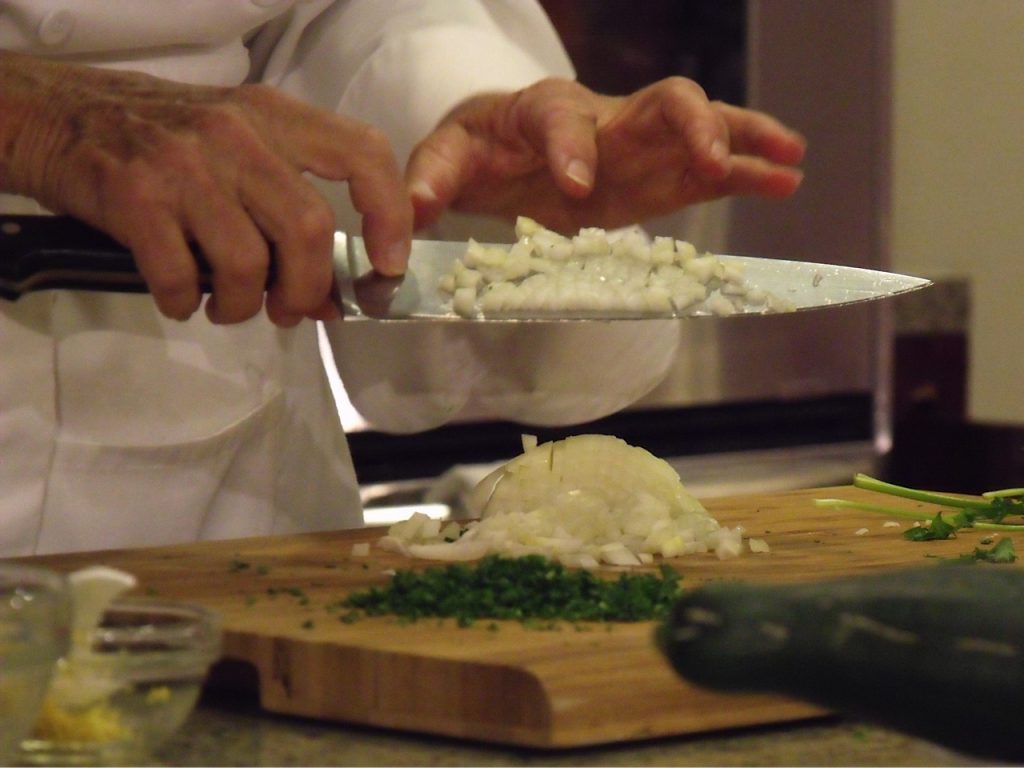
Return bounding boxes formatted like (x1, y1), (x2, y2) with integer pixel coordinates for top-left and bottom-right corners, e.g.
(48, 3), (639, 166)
(438, 217), (787, 319)
(377, 434), (752, 567)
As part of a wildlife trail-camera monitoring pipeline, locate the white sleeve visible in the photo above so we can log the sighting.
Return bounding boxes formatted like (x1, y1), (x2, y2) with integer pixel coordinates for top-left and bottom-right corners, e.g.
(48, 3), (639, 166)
(265, 0), (679, 433)
(262, 0), (573, 168)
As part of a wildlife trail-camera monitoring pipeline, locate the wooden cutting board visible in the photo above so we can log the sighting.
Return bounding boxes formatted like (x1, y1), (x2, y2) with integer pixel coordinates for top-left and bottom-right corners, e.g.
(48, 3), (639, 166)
(22, 485), (1013, 748)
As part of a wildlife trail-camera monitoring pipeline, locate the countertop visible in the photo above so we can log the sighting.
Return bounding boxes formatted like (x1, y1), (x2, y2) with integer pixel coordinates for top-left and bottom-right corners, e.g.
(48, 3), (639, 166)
(153, 694), (990, 767)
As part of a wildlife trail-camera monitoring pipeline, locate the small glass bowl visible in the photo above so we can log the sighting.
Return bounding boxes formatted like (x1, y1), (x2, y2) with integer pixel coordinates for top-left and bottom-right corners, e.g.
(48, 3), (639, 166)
(20, 598), (222, 766)
(0, 564), (71, 764)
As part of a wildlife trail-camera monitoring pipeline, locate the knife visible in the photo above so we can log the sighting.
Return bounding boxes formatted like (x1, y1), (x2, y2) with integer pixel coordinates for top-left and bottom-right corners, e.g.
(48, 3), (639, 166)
(0, 214), (930, 320)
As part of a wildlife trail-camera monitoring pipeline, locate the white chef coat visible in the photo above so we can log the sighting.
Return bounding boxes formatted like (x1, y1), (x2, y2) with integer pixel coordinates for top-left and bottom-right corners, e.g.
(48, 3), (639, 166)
(0, 0), (679, 556)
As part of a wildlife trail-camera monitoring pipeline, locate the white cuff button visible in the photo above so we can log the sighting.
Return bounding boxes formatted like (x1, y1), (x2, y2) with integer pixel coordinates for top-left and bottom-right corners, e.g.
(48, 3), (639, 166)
(38, 9), (75, 47)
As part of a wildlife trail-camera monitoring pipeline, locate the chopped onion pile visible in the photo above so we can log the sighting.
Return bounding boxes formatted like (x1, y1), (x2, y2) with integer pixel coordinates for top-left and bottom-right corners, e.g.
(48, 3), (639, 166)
(378, 434), (748, 567)
(437, 217), (793, 319)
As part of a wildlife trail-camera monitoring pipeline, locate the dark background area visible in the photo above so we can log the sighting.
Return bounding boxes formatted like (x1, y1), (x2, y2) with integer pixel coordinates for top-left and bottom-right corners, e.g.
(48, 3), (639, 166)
(540, 0), (746, 102)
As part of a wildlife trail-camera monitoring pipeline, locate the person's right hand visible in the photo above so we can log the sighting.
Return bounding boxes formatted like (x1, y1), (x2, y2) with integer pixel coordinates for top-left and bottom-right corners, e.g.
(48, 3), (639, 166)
(0, 51), (412, 326)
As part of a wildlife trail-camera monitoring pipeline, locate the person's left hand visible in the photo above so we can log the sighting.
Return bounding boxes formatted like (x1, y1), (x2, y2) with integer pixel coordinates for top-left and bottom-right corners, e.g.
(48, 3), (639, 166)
(406, 76), (806, 233)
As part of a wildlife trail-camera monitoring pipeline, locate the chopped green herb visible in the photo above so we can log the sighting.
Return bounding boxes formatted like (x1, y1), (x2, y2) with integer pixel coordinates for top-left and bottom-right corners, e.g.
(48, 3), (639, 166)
(988, 539), (1017, 563)
(228, 559), (251, 572)
(816, 475), (1024, 533)
(958, 538), (1018, 564)
(256, 565), (270, 576)
(819, 475), (1024, 536)
(301, 619), (315, 630)
(817, 476), (1024, 561)
(265, 585), (308, 605)
(282, 587), (310, 606)
(339, 554), (682, 627)
(903, 512), (958, 541)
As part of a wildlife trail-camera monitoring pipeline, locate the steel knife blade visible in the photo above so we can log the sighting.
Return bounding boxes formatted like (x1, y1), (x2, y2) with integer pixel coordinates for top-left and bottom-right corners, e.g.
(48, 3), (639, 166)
(0, 214), (931, 320)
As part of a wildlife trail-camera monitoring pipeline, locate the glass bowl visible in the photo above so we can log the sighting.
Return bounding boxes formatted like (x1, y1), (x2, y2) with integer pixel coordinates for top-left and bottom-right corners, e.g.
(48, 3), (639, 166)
(0, 564), (71, 764)
(20, 598), (222, 766)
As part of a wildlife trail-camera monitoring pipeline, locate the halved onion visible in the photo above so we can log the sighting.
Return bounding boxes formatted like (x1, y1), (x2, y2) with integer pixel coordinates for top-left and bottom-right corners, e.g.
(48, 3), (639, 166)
(378, 434), (748, 567)
(468, 434), (705, 520)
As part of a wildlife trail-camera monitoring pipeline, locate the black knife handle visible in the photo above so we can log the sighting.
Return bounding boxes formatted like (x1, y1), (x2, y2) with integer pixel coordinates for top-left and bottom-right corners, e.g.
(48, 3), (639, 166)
(0, 214), (212, 301)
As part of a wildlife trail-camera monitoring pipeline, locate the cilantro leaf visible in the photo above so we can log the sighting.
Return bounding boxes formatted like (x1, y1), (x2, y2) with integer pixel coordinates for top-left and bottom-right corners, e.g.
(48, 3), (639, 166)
(973, 538), (1017, 564)
(903, 512), (958, 541)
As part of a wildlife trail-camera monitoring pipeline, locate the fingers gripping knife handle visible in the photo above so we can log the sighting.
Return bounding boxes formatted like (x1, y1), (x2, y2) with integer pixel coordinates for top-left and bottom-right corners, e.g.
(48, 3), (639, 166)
(0, 214), (214, 300)
(0, 214), (364, 319)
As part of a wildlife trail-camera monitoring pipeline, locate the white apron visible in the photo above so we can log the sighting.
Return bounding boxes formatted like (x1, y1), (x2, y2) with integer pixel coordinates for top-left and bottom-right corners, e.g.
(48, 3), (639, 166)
(0, 0), (679, 555)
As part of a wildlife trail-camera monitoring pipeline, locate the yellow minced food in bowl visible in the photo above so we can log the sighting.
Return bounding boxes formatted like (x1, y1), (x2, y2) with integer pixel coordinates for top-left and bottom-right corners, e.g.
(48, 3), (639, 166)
(32, 698), (129, 743)
(145, 685), (172, 705)
(32, 683), (173, 744)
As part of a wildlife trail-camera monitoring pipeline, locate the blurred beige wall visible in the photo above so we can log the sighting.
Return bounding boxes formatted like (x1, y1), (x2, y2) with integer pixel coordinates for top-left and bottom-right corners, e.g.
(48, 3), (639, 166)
(890, 0), (1024, 422)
